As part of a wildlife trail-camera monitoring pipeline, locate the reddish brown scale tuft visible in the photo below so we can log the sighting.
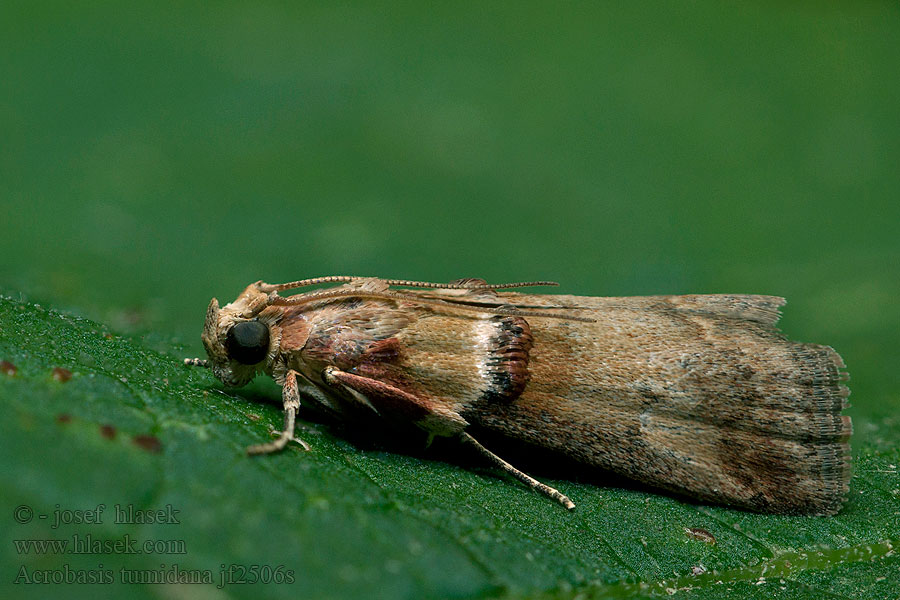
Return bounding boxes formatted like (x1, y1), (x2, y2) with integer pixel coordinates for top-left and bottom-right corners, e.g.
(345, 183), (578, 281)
(360, 338), (403, 364)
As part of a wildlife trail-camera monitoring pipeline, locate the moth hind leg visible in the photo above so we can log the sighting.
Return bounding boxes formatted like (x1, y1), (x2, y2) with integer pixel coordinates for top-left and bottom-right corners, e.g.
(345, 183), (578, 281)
(460, 432), (576, 510)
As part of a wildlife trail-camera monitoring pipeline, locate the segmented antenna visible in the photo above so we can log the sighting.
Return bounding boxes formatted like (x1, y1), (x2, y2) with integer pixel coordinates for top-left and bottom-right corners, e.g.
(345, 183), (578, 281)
(257, 276), (559, 293)
(383, 279), (559, 290)
(268, 288), (594, 322)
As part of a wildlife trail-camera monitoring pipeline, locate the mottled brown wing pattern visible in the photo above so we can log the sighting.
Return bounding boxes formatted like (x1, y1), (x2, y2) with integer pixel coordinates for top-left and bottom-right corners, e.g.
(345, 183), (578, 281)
(458, 293), (851, 515)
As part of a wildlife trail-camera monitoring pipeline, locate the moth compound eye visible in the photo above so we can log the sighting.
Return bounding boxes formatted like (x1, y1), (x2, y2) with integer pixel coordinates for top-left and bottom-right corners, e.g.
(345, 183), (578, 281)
(225, 321), (270, 365)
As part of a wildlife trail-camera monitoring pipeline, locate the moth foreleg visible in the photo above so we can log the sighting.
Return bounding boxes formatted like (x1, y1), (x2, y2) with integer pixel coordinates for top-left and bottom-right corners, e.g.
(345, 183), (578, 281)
(247, 369), (309, 454)
(460, 432), (576, 510)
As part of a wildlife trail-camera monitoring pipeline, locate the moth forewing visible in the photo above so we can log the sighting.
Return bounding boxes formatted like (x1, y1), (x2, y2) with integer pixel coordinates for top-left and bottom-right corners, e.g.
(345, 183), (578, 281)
(186, 278), (851, 515)
(457, 292), (850, 515)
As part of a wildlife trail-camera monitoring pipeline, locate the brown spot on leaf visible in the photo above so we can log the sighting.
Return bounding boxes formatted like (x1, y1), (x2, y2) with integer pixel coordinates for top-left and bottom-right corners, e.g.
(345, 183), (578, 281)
(132, 434), (162, 453)
(56, 414), (73, 424)
(51, 367), (73, 383)
(99, 424), (117, 440)
(684, 527), (716, 544)
(1, 360), (16, 376)
(247, 413), (261, 421)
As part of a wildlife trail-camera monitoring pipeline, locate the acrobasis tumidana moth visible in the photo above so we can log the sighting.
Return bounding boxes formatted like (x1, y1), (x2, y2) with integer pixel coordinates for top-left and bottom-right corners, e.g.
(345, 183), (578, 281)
(185, 276), (851, 515)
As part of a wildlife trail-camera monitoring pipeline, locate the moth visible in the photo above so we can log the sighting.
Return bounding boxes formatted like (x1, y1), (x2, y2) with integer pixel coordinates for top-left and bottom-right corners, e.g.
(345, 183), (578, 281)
(185, 276), (851, 515)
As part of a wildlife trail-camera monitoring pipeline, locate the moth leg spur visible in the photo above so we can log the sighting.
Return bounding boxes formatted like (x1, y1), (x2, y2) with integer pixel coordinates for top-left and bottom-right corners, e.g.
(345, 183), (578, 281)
(322, 367), (575, 510)
(247, 370), (310, 454)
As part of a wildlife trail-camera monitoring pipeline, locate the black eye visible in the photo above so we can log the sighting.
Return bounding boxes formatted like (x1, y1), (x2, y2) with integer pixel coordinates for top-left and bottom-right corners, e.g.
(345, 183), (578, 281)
(225, 321), (270, 365)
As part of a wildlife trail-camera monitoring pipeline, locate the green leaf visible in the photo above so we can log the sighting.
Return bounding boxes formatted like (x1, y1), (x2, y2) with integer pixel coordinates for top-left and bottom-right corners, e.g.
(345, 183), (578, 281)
(1, 296), (897, 600)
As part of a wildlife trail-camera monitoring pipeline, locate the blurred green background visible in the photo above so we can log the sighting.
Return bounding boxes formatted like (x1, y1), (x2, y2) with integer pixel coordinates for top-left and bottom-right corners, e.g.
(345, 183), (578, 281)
(2, 1), (898, 599)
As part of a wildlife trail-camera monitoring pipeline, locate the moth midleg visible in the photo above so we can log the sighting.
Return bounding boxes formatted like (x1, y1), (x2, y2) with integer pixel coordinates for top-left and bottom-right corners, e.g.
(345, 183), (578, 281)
(247, 369), (309, 454)
(322, 367), (469, 435)
(459, 432), (575, 510)
(322, 367), (573, 508)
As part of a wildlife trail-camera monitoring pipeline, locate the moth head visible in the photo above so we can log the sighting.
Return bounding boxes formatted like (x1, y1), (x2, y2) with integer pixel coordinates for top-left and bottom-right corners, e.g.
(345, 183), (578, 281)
(196, 283), (277, 387)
